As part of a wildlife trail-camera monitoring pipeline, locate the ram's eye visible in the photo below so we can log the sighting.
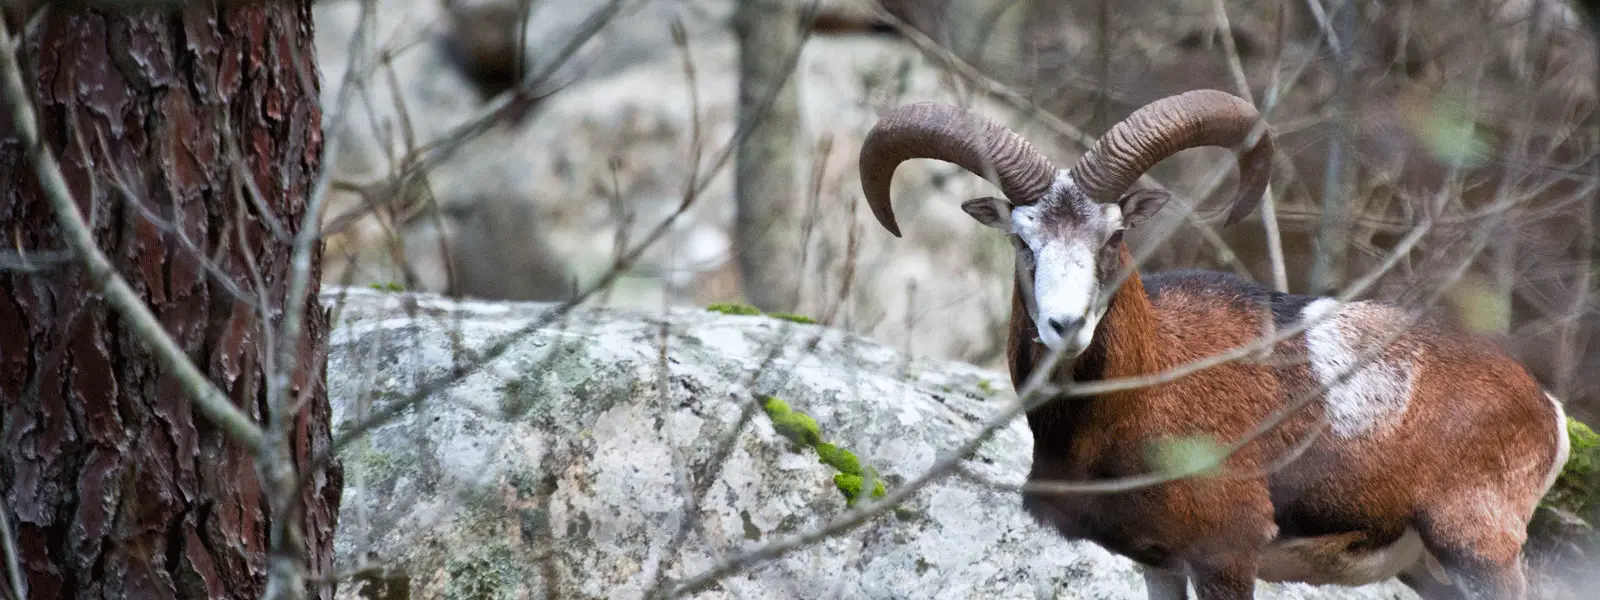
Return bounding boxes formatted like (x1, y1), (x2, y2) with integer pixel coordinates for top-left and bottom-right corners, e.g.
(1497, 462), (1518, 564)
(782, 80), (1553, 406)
(1105, 230), (1124, 249)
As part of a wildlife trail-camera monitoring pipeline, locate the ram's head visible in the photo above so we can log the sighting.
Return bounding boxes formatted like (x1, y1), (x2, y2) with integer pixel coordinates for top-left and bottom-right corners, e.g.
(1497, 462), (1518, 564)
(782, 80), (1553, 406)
(857, 90), (1273, 355)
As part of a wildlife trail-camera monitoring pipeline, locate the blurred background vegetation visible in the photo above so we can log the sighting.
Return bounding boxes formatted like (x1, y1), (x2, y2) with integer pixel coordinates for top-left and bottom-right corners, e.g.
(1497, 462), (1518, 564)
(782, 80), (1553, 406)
(313, 0), (1600, 420)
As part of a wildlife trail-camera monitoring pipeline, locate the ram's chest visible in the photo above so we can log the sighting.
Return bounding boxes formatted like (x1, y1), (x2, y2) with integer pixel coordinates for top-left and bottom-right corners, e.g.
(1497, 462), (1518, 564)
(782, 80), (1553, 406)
(1018, 490), (1181, 568)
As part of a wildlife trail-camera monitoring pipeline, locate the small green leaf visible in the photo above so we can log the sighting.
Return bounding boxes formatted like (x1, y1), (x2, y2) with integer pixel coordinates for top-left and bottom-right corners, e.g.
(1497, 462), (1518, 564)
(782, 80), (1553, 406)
(1147, 435), (1224, 478)
(1445, 275), (1510, 334)
(1421, 93), (1490, 168)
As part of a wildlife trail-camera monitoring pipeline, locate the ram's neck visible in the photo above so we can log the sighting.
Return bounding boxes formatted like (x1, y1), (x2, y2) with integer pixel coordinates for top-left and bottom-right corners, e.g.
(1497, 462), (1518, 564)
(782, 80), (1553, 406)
(1010, 244), (1162, 438)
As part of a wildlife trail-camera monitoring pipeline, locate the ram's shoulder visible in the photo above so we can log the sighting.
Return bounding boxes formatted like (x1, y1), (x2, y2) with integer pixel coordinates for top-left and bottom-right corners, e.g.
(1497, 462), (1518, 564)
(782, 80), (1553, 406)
(1142, 269), (1316, 330)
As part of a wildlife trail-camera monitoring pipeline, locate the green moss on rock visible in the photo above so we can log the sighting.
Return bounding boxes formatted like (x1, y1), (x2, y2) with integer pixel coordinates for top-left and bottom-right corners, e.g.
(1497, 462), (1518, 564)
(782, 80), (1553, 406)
(815, 443), (862, 475)
(706, 302), (761, 316)
(767, 312), (817, 324)
(762, 396), (792, 416)
(1545, 417), (1600, 518)
(763, 396), (822, 447)
(705, 303), (818, 324)
(833, 471), (886, 504)
(761, 396), (889, 505)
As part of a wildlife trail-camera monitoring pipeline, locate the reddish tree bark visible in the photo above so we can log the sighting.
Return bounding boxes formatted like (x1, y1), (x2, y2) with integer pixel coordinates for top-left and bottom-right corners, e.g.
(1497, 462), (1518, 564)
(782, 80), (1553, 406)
(0, 2), (341, 598)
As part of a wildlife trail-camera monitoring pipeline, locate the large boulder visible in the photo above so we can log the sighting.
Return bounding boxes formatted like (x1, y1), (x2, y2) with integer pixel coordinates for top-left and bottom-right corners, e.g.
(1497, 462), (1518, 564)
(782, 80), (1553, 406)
(325, 287), (1424, 600)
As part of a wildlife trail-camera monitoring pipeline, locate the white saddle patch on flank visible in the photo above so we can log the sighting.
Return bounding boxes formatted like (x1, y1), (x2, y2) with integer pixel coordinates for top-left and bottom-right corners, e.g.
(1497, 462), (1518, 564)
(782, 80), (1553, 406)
(1301, 299), (1417, 439)
(1541, 390), (1572, 495)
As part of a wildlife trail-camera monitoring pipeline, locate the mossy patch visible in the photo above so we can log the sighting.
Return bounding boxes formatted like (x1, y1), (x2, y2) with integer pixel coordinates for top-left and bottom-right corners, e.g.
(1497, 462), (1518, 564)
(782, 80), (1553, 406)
(704, 303), (818, 325)
(705, 302), (761, 316)
(762, 397), (822, 447)
(833, 472), (887, 503)
(761, 396), (888, 505)
(815, 443), (861, 475)
(1544, 417), (1600, 518)
(368, 281), (405, 292)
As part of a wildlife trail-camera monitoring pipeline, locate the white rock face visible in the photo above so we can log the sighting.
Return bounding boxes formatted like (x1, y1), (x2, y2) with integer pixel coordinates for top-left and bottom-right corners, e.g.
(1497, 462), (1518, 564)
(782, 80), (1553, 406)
(325, 288), (1420, 600)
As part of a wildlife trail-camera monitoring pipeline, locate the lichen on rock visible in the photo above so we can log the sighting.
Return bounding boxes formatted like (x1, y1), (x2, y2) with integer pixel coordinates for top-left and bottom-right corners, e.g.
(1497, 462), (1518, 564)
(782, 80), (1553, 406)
(444, 541), (525, 600)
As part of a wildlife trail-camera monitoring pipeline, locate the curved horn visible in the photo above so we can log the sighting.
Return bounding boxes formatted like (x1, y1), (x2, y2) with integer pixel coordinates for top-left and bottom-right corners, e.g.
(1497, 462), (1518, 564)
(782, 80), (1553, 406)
(859, 103), (1057, 237)
(1069, 89), (1274, 226)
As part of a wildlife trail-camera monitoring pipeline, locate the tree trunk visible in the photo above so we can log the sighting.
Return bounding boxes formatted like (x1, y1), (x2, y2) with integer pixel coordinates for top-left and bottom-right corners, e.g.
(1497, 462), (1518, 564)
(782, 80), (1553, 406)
(734, 0), (805, 312)
(0, 3), (341, 599)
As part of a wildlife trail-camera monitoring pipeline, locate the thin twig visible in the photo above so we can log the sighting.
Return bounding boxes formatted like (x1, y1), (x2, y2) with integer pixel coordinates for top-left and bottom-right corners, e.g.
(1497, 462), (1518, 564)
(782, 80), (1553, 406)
(1259, 2), (1291, 293)
(0, 498), (23, 600)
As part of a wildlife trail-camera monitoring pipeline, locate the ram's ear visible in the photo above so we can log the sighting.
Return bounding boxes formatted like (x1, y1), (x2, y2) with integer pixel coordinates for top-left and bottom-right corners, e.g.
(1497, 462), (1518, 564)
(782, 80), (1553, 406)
(961, 196), (1013, 231)
(1117, 188), (1171, 229)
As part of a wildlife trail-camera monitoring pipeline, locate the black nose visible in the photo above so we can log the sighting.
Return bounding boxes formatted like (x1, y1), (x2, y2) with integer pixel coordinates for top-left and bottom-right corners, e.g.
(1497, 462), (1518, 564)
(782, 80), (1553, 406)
(1047, 316), (1083, 336)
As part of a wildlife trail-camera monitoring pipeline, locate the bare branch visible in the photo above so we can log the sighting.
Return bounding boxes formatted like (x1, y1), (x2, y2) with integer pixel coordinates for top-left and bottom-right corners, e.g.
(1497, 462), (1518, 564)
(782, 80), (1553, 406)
(0, 497), (22, 600)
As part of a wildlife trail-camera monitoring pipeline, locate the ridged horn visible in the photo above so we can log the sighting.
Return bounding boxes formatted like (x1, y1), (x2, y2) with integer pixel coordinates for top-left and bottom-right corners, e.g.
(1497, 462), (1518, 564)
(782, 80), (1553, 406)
(1070, 89), (1274, 226)
(858, 103), (1057, 237)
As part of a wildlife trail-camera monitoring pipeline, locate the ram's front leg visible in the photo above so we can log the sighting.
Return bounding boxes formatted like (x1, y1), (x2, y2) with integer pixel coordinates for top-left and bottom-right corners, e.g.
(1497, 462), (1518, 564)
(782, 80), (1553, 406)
(1189, 558), (1258, 600)
(1144, 567), (1190, 600)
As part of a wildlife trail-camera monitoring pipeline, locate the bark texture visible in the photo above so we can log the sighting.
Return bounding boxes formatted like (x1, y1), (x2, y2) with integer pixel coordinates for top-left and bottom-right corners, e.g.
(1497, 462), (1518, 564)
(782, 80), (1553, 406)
(0, 3), (341, 598)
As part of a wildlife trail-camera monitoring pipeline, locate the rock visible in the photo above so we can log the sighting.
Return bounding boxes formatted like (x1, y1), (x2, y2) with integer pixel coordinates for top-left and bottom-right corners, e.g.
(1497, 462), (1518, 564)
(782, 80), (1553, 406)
(325, 287), (1422, 600)
(1523, 417), (1600, 599)
(1525, 506), (1600, 600)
